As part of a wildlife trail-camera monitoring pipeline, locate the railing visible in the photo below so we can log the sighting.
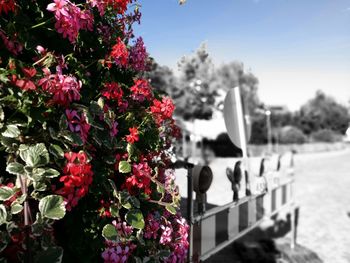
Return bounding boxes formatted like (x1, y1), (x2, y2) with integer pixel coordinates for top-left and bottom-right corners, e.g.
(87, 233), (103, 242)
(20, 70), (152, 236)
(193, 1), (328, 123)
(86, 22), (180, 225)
(189, 179), (295, 262)
(175, 151), (297, 262)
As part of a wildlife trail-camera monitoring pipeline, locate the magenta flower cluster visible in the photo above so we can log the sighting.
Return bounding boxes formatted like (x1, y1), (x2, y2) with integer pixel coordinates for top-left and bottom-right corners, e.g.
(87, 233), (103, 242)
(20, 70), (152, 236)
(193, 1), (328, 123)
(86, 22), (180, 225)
(38, 65), (82, 106)
(47, 0), (94, 43)
(65, 109), (91, 143)
(129, 37), (149, 72)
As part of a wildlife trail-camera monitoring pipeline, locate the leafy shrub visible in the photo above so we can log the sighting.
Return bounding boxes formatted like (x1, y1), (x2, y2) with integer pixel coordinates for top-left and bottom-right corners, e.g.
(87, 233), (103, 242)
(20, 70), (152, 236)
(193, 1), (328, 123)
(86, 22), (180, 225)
(0, 1), (188, 262)
(279, 126), (307, 144)
(311, 129), (342, 143)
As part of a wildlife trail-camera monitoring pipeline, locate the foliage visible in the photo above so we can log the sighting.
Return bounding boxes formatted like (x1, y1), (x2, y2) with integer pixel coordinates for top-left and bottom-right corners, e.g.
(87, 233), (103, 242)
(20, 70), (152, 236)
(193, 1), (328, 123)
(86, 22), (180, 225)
(310, 129), (342, 143)
(296, 90), (350, 135)
(278, 126), (307, 144)
(214, 61), (261, 115)
(0, 1), (188, 262)
(175, 43), (217, 120)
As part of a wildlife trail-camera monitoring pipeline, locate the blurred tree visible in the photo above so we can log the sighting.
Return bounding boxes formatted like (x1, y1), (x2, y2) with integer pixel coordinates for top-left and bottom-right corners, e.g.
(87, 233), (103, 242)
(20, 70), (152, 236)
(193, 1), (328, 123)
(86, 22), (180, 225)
(215, 61), (261, 115)
(146, 60), (179, 96)
(147, 44), (217, 120)
(296, 90), (350, 135)
(176, 43), (218, 120)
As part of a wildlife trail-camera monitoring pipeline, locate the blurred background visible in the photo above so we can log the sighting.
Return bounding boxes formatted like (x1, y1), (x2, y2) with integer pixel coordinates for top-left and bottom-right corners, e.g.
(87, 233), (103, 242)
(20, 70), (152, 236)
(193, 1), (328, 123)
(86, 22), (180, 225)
(134, 1), (350, 262)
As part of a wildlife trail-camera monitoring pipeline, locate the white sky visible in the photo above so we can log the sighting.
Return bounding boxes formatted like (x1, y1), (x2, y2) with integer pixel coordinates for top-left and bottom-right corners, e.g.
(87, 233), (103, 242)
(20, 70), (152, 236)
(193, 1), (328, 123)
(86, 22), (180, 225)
(256, 69), (350, 111)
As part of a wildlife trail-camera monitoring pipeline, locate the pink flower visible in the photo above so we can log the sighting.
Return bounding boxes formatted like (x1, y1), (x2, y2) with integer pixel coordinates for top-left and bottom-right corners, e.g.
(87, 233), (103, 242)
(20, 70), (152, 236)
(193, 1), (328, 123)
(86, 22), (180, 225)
(160, 223), (173, 245)
(47, 0), (94, 43)
(65, 109), (90, 143)
(110, 121), (118, 137)
(38, 67), (82, 106)
(101, 243), (135, 263)
(47, 0), (68, 18)
(112, 220), (133, 237)
(144, 213), (160, 239)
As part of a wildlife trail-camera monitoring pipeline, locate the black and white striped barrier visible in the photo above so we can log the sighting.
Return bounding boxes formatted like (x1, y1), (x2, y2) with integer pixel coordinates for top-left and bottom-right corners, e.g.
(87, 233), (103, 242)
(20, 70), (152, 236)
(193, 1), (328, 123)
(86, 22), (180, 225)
(188, 178), (296, 262)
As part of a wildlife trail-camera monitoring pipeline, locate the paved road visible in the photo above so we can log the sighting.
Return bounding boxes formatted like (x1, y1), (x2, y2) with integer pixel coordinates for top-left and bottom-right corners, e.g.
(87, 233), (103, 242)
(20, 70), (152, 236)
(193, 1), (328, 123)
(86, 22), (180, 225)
(293, 148), (350, 263)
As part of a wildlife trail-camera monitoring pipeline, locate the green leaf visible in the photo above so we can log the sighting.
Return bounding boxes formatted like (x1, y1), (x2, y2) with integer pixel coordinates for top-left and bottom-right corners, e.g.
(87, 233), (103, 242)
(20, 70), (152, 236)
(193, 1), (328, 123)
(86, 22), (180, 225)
(129, 196), (140, 208)
(39, 195), (66, 220)
(0, 106), (4, 129)
(119, 161), (131, 173)
(125, 209), (144, 229)
(0, 205), (7, 225)
(127, 143), (135, 158)
(120, 191), (131, 209)
(34, 246), (63, 263)
(0, 186), (14, 201)
(0, 231), (10, 253)
(89, 101), (103, 116)
(165, 204), (177, 215)
(2, 125), (20, 138)
(49, 144), (64, 159)
(43, 168), (60, 178)
(11, 203), (23, 214)
(31, 168), (46, 179)
(110, 205), (119, 217)
(60, 131), (83, 146)
(31, 212), (44, 236)
(33, 181), (47, 192)
(108, 179), (118, 197)
(157, 250), (171, 259)
(0, 71), (9, 84)
(19, 143), (50, 167)
(6, 162), (24, 176)
(102, 224), (118, 241)
(59, 115), (68, 131)
(157, 184), (165, 195)
(0, 205), (7, 226)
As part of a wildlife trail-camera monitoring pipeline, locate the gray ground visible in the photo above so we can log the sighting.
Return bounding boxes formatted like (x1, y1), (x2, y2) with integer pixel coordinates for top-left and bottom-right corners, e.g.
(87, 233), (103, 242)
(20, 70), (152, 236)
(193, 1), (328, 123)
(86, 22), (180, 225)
(293, 148), (350, 263)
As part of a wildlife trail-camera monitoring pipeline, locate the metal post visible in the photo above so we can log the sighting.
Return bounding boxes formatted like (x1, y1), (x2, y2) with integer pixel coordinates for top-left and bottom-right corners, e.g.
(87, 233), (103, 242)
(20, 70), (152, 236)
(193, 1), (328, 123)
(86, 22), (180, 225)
(290, 205), (296, 250)
(266, 110), (272, 154)
(290, 181), (296, 250)
(187, 167), (193, 262)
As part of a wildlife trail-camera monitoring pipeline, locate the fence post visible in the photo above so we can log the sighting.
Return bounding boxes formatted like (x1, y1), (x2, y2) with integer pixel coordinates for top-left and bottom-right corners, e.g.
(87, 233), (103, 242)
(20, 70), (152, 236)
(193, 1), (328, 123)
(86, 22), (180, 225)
(187, 167), (193, 262)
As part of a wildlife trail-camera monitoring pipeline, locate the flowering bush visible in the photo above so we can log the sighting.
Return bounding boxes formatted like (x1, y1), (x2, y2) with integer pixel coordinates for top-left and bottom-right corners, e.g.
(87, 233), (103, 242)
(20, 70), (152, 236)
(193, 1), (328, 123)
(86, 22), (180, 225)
(0, 1), (188, 262)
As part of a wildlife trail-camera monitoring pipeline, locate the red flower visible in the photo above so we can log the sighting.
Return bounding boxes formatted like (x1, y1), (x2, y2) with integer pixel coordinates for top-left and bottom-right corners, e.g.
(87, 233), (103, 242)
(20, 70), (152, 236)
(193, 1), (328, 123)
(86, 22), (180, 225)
(150, 97), (175, 125)
(126, 127), (139, 144)
(11, 67), (37, 91)
(0, 0), (16, 15)
(101, 82), (124, 104)
(125, 162), (152, 195)
(110, 38), (128, 67)
(89, 0), (131, 16)
(0, 30), (23, 56)
(130, 79), (152, 102)
(56, 151), (93, 211)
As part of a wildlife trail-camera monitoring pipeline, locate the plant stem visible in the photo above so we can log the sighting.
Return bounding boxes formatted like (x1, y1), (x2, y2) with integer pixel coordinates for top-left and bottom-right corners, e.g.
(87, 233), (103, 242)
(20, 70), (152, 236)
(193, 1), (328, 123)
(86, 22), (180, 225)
(30, 17), (54, 30)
